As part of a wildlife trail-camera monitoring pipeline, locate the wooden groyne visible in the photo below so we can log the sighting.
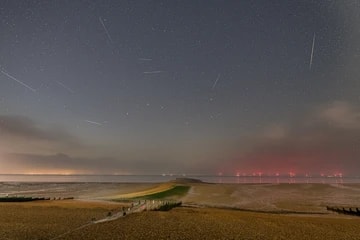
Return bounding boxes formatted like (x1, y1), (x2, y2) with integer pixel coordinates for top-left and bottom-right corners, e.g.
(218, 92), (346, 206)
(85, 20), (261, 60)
(129, 199), (182, 212)
(50, 199), (182, 240)
(326, 206), (360, 216)
(0, 196), (74, 202)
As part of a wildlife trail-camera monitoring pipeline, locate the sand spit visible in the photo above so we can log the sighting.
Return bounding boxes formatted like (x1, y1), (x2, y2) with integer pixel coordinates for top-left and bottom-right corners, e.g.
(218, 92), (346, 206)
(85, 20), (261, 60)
(107, 183), (175, 199)
(0, 182), (159, 199)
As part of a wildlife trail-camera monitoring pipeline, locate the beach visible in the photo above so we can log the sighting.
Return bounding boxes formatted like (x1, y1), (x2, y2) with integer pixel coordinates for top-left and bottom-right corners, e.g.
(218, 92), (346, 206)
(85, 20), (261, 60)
(0, 181), (360, 239)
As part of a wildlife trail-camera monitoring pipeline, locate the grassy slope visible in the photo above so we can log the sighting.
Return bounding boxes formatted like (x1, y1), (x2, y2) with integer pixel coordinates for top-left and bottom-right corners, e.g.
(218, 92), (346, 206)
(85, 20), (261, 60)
(110, 183), (175, 199)
(132, 185), (190, 200)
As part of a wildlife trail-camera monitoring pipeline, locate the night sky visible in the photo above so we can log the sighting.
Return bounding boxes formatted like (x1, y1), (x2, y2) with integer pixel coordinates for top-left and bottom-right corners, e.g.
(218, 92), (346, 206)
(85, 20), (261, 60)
(1, 1), (360, 176)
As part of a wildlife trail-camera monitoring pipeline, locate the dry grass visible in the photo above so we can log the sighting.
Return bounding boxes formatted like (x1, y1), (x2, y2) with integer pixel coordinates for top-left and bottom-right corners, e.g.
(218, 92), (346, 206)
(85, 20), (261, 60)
(60, 207), (360, 240)
(0, 200), (126, 240)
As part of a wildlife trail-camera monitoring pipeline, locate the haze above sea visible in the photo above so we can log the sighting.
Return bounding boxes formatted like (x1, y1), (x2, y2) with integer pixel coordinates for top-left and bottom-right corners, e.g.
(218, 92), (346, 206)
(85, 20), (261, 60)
(0, 174), (359, 184)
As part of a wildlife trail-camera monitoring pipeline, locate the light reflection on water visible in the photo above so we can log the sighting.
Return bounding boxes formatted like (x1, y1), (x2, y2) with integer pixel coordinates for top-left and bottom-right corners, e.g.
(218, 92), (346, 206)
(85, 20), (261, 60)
(0, 174), (359, 184)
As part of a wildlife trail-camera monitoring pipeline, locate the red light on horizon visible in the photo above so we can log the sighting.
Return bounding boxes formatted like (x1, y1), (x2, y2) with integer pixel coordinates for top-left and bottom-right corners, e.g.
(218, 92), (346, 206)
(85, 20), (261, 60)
(334, 172), (343, 178)
(289, 172), (296, 177)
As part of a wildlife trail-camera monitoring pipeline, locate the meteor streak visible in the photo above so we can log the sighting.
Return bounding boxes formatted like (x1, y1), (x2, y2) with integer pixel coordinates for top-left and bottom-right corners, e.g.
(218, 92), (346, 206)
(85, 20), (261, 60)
(212, 73), (221, 90)
(99, 17), (113, 43)
(0, 69), (36, 92)
(84, 120), (103, 126)
(309, 32), (316, 70)
(143, 71), (163, 74)
(55, 81), (74, 93)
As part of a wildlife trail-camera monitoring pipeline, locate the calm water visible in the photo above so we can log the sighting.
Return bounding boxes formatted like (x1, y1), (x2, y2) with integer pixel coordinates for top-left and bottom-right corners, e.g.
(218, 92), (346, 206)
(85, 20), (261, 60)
(0, 174), (359, 184)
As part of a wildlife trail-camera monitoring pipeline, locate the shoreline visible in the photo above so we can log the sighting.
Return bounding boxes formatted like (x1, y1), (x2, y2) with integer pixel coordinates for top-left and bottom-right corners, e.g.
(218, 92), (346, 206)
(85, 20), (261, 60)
(1, 182), (360, 239)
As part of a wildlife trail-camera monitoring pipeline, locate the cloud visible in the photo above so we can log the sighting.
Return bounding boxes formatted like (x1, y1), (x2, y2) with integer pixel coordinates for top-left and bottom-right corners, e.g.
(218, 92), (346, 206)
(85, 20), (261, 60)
(0, 115), (80, 154)
(262, 124), (288, 140)
(1, 153), (119, 174)
(0, 115), (74, 142)
(318, 101), (360, 129)
(2, 102), (360, 177)
(0, 152), (186, 175)
(228, 101), (360, 176)
(0, 114), (206, 174)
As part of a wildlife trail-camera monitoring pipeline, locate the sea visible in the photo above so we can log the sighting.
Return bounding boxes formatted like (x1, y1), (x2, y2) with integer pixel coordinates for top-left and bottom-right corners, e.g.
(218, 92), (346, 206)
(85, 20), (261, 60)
(0, 174), (359, 184)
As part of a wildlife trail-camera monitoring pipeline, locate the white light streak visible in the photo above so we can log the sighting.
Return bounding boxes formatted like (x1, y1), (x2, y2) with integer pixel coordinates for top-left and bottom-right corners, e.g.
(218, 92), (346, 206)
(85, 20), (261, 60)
(0, 69), (36, 92)
(309, 32), (316, 70)
(143, 71), (163, 74)
(55, 81), (74, 93)
(84, 120), (103, 126)
(212, 73), (221, 90)
(99, 17), (113, 43)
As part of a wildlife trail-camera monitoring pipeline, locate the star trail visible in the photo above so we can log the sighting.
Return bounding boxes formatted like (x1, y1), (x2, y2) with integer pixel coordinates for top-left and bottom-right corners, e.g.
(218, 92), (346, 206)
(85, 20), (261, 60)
(0, 1), (360, 176)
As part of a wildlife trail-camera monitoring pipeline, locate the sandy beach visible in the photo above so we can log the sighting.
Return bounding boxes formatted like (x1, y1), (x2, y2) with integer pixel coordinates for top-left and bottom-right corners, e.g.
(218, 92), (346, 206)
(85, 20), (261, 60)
(0, 181), (360, 239)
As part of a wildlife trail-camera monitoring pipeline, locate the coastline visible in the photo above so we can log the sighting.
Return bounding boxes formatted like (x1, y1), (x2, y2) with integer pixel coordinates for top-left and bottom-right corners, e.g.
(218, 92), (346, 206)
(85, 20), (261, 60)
(1, 181), (360, 239)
